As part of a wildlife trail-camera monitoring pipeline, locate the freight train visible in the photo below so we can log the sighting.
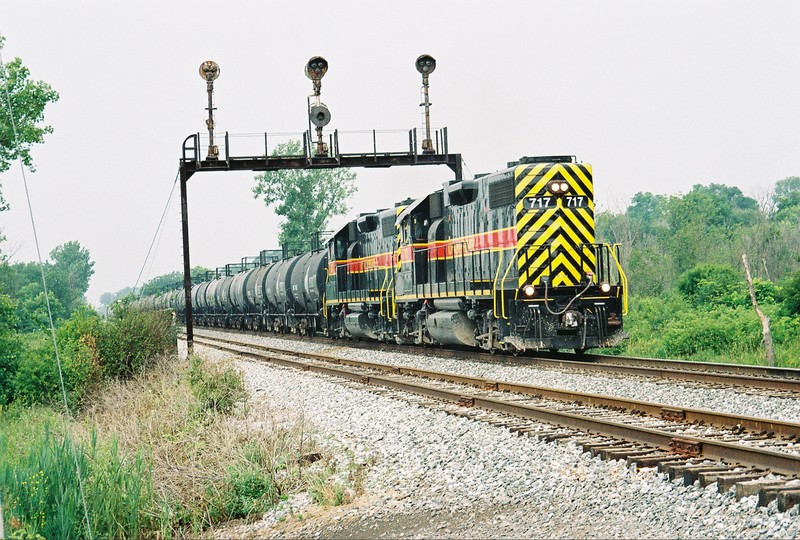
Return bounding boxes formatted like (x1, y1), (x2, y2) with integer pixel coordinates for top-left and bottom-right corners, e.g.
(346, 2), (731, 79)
(137, 155), (628, 353)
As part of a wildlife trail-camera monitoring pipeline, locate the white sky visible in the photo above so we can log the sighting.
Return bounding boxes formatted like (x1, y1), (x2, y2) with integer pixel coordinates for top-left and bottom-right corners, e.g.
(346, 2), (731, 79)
(2, 0), (799, 306)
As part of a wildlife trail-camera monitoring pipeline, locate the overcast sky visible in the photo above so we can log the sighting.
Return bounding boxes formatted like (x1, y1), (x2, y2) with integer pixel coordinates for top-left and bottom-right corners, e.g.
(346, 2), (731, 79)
(2, 0), (799, 306)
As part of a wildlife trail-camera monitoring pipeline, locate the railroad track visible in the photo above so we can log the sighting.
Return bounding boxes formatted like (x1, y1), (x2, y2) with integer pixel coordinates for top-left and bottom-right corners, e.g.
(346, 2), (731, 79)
(186, 331), (800, 505)
(183, 326), (800, 396)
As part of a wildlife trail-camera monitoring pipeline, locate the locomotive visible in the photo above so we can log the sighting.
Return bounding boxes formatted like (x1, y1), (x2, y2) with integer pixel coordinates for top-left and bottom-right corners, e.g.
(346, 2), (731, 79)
(138, 155), (628, 353)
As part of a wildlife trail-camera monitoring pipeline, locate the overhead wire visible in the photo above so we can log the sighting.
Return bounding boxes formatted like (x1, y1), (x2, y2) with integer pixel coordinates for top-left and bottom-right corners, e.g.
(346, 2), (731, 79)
(0, 44), (93, 539)
(134, 171), (179, 297)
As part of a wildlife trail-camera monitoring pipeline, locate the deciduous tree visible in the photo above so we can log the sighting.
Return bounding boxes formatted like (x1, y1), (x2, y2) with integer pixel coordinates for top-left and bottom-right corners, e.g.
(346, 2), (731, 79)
(253, 140), (357, 249)
(0, 34), (60, 210)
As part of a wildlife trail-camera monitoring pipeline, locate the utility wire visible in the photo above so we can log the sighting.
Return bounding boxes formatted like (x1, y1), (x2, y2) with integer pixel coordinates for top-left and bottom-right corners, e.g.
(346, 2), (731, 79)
(134, 171), (179, 297)
(0, 46), (93, 539)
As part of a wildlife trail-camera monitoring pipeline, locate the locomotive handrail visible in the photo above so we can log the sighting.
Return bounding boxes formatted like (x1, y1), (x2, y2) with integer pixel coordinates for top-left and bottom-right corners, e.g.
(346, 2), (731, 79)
(608, 243), (629, 315)
(494, 242), (529, 320)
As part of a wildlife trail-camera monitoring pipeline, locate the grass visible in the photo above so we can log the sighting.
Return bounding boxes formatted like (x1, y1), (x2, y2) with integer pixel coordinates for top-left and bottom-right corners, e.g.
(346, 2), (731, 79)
(2, 353), (365, 537)
(0, 408), (150, 539)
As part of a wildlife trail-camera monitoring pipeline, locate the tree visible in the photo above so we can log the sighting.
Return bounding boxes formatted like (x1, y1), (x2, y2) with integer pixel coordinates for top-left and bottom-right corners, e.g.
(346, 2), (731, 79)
(772, 176), (800, 223)
(0, 34), (60, 210)
(253, 140), (357, 248)
(46, 241), (94, 317)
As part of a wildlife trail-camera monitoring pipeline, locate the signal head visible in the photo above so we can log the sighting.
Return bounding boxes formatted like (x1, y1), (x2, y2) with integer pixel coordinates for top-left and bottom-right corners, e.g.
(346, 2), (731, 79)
(309, 103), (331, 128)
(199, 60), (220, 82)
(416, 54), (436, 75)
(305, 56), (328, 80)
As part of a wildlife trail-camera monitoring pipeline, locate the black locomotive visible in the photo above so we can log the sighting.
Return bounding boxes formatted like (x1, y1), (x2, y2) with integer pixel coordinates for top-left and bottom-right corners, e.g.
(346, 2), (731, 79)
(137, 155), (628, 353)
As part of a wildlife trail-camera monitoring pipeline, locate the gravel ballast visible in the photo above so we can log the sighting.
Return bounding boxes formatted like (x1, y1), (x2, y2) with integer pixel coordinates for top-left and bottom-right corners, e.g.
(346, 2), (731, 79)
(197, 329), (800, 424)
(186, 340), (800, 539)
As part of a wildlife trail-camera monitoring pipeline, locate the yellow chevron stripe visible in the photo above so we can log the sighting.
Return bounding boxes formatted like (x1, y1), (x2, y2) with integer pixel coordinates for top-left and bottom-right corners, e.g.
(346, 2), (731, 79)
(576, 206), (595, 225)
(561, 210), (594, 245)
(516, 202), (557, 237)
(515, 164), (562, 198)
(568, 163), (594, 195)
(514, 163), (548, 197)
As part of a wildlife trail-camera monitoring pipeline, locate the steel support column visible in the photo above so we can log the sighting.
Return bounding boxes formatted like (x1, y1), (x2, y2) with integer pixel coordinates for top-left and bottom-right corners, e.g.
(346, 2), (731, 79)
(180, 167), (194, 356)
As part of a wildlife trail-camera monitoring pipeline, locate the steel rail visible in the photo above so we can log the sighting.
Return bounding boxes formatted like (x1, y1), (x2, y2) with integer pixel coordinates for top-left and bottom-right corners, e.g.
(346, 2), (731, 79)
(192, 334), (800, 438)
(191, 335), (800, 476)
(188, 327), (800, 393)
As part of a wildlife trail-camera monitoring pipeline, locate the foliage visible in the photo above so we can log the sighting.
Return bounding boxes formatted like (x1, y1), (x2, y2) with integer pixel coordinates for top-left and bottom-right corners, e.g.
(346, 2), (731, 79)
(0, 241), (94, 329)
(46, 241), (95, 317)
(0, 414), (150, 540)
(253, 139), (357, 249)
(6, 307), (174, 408)
(772, 176), (800, 223)
(188, 355), (247, 415)
(206, 467), (278, 523)
(657, 308), (762, 357)
(0, 293), (23, 404)
(779, 269), (800, 317)
(0, 34), (60, 210)
(98, 307), (176, 379)
(677, 264), (746, 308)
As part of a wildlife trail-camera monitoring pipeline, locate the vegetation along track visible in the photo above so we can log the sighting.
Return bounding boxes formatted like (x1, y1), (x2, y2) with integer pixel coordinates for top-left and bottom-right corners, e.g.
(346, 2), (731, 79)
(186, 331), (800, 484)
(186, 327), (800, 397)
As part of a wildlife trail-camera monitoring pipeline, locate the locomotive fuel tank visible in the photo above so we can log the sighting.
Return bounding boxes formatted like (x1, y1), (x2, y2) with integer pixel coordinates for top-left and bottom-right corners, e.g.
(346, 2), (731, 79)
(426, 309), (477, 347)
(344, 310), (378, 340)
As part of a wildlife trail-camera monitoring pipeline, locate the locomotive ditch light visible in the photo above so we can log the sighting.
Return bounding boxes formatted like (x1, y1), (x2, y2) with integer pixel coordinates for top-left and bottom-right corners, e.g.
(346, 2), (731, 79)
(599, 282), (612, 293)
(305, 56), (328, 81)
(416, 54), (436, 75)
(523, 284), (535, 297)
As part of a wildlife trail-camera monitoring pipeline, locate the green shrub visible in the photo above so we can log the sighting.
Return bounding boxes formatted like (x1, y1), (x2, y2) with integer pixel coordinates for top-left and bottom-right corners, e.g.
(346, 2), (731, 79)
(677, 264), (746, 308)
(12, 331), (103, 409)
(207, 468), (278, 523)
(188, 356), (247, 415)
(99, 309), (176, 379)
(12, 335), (61, 407)
(658, 308), (761, 357)
(0, 294), (23, 404)
(779, 269), (800, 316)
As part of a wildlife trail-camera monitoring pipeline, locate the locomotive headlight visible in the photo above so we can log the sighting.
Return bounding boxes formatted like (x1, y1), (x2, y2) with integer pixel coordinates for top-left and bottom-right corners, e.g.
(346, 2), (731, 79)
(548, 181), (562, 193)
(599, 281), (612, 293)
(559, 181), (569, 192)
(523, 284), (535, 297)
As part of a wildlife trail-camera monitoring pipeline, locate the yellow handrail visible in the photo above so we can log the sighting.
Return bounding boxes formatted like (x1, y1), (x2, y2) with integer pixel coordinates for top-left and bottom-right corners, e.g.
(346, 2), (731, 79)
(493, 243), (526, 320)
(607, 243), (629, 315)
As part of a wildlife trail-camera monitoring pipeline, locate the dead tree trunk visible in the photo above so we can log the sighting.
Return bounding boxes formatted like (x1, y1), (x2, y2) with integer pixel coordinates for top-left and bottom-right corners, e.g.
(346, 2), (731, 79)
(742, 253), (775, 367)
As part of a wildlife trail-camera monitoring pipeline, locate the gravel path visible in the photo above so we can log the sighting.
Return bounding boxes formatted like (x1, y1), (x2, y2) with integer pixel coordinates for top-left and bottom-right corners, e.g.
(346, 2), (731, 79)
(186, 341), (800, 539)
(197, 329), (800, 424)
